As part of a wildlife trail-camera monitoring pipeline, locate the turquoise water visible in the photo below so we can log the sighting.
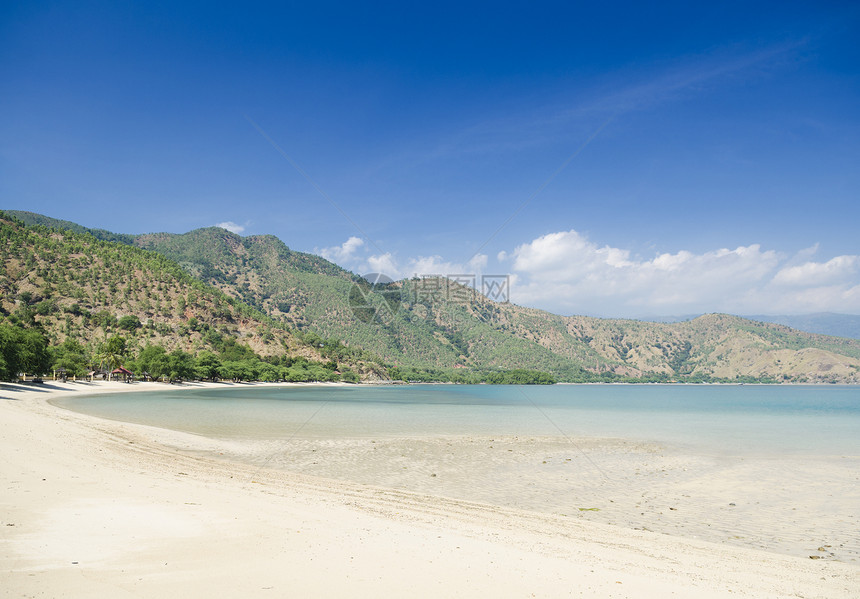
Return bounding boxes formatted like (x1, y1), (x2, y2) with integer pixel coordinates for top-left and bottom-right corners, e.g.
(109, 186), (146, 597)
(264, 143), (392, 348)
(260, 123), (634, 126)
(52, 384), (860, 456)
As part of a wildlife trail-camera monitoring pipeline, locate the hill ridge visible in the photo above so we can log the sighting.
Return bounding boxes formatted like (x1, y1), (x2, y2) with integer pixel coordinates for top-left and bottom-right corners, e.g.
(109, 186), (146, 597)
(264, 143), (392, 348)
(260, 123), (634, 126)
(6, 210), (860, 383)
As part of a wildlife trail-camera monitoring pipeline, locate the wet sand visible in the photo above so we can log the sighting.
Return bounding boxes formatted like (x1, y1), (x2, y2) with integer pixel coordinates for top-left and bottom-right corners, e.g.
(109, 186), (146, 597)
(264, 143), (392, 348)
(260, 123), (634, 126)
(239, 434), (860, 561)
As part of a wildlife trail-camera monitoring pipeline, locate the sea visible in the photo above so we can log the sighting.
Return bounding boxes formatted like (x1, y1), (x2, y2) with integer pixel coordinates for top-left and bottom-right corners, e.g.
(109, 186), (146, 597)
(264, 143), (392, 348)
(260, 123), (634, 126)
(52, 383), (860, 457)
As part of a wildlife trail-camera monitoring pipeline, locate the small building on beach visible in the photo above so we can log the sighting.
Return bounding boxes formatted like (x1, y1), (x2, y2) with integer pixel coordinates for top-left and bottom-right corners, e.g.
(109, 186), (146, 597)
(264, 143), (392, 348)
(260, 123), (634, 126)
(111, 367), (133, 382)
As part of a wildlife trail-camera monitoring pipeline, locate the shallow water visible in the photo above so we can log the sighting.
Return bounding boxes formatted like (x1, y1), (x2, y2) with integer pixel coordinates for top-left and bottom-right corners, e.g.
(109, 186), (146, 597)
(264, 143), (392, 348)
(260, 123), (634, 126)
(53, 384), (860, 456)
(53, 384), (860, 560)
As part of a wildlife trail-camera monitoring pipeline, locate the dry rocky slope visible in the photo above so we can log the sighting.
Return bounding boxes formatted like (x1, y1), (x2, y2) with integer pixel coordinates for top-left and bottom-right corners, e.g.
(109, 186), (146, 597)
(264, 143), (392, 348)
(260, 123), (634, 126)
(0, 213), (381, 377)
(7, 210), (860, 383)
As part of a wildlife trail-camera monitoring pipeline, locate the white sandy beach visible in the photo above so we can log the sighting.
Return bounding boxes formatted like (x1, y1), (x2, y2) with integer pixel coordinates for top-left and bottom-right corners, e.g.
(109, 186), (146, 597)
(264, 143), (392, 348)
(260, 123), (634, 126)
(1, 381), (858, 598)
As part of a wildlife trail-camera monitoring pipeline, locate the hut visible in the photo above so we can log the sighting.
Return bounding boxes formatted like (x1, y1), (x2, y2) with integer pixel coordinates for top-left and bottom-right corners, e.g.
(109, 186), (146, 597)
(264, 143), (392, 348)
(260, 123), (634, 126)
(111, 367), (134, 383)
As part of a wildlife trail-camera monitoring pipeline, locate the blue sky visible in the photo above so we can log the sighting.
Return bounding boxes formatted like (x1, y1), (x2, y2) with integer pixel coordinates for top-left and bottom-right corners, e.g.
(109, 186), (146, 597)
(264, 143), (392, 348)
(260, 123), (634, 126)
(2, 1), (858, 317)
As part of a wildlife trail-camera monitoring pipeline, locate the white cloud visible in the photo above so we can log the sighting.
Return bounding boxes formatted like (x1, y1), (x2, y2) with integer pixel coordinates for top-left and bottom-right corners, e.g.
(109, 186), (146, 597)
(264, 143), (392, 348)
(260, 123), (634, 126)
(773, 255), (859, 287)
(314, 237), (488, 286)
(314, 231), (860, 316)
(408, 254), (486, 278)
(503, 229), (860, 316)
(363, 252), (489, 283)
(215, 221), (245, 234)
(317, 236), (365, 263)
(366, 252), (400, 277)
(468, 253), (488, 271)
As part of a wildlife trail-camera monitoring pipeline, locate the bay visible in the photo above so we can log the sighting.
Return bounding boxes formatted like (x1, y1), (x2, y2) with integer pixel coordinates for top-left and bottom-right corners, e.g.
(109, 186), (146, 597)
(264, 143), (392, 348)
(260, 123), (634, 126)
(53, 384), (860, 456)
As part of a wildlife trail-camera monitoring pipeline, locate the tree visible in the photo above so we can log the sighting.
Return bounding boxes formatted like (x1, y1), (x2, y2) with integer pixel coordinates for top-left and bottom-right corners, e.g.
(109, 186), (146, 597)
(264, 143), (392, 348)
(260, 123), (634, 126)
(339, 368), (360, 383)
(136, 344), (169, 379)
(97, 335), (128, 372)
(167, 349), (195, 380)
(219, 360), (248, 382)
(0, 323), (51, 378)
(18, 328), (52, 376)
(195, 351), (222, 380)
(91, 310), (118, 330)
(51, 338), (89, 377)
(258, 362), (280, 382)
(117, 315), (141, 331)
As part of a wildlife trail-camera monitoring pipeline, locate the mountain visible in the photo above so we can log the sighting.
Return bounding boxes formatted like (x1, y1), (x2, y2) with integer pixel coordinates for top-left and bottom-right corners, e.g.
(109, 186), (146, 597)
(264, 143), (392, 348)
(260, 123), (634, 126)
(0, 212), (382, 380)
(5, 211), (137, 245)
(620, 312), (860, 340)
(7, 210), (860, 383)
(743, 313), (860, 340)
(8, 212), (570, 377)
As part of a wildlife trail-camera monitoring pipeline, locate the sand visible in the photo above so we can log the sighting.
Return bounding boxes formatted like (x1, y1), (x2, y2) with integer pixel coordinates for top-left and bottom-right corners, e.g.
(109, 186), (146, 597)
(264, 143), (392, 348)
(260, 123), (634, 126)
(1, 380), (858, 598)
(238, 435), (860, 561)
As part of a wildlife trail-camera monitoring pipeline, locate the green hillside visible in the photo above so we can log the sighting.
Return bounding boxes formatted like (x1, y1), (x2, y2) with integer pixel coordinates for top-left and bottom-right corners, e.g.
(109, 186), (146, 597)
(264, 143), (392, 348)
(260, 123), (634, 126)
(7, 213), (574, 378)
(125, 227), (596, 379)
(0, 212), (382, 382)
(7, 210), (860, 383)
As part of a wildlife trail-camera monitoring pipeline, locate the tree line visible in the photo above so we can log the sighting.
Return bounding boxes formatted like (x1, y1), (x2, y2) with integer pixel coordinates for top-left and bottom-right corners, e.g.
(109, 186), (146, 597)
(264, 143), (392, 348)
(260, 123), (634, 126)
(1, 321), (360, 383)
(387, 366), (557, 385)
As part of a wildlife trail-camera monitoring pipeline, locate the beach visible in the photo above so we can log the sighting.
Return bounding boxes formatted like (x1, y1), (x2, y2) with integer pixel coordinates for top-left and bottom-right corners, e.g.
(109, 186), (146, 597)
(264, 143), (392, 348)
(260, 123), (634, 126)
(2, 381), (858, 598)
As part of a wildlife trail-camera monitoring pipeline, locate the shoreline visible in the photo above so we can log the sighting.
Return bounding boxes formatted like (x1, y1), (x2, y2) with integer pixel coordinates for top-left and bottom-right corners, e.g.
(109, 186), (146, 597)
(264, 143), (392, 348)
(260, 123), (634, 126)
(2, 381), (858, 598)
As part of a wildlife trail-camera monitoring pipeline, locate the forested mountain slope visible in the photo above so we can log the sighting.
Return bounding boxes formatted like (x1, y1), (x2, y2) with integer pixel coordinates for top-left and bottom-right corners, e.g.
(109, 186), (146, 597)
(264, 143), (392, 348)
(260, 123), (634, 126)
(8, 210), (860, 383)
(0, 212), (381, 381)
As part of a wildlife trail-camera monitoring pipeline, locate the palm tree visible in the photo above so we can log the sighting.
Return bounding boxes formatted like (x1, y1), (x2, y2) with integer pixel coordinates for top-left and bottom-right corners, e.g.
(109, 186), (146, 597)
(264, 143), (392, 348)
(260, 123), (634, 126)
(96, 335), (127, 378)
